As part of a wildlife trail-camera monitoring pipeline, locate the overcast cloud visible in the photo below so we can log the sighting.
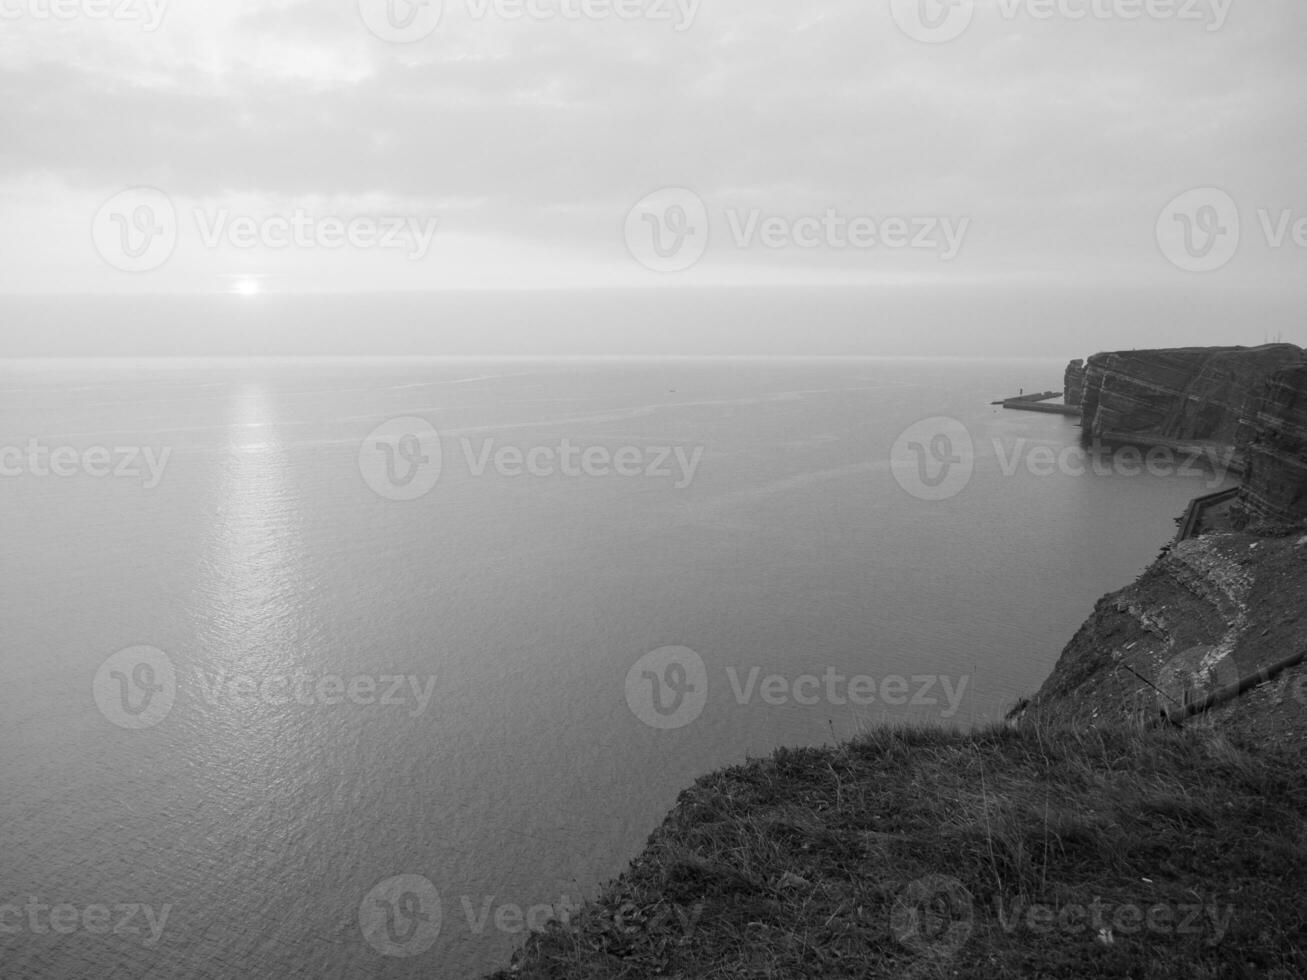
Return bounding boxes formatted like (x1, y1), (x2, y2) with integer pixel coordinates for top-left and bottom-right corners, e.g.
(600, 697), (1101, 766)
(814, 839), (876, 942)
(0, 0), (1303, 305)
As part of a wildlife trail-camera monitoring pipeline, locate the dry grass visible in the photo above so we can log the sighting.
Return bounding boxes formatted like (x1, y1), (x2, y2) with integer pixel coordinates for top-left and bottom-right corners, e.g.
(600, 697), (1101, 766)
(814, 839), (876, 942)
(486, 716), (1307, 979)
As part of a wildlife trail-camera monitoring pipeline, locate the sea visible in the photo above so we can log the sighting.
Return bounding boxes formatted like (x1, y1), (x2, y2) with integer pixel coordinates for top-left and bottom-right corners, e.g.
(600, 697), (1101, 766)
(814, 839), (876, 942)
(0, 355), (1233, 978)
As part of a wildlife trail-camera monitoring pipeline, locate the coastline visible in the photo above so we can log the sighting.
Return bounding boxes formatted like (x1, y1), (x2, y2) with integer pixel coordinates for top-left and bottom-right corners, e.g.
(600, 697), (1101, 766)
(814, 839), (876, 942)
(486, 345), (1307, 978)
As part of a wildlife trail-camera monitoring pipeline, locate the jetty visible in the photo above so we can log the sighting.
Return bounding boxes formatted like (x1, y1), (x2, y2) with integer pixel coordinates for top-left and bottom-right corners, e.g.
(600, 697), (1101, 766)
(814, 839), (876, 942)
(992, 390), (1082, 417)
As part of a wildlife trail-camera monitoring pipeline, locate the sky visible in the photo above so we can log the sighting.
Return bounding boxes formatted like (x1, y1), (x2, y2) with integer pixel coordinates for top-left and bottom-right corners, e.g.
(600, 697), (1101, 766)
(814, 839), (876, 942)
(0, 0), (1303, 353)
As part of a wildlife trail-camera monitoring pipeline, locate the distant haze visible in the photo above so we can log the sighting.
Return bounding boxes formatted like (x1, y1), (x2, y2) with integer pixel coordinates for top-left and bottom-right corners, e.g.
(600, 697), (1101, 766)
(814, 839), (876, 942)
(0, 0), (1303, 355)
(0, 283), (1298, 359)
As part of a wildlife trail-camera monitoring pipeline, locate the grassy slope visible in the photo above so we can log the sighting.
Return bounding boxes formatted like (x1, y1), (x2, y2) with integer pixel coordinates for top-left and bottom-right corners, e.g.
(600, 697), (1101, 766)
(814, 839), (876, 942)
(488, 721), (1307, 979)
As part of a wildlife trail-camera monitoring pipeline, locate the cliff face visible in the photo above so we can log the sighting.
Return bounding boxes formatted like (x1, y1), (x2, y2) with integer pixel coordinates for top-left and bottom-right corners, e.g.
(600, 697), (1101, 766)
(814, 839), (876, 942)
(1238, 364), (1307, 526)
(1065, 344), (1307, 524)
(1031, 346), (1307, 733)
(1063, 359), (1085, 407)
(1030, 529), (1307, 742)
(1079, 344), (1304, 449)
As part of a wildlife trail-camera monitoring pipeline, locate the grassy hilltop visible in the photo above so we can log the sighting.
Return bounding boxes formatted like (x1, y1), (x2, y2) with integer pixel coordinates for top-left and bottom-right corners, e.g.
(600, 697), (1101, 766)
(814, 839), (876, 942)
(488, 718), (1306, 979)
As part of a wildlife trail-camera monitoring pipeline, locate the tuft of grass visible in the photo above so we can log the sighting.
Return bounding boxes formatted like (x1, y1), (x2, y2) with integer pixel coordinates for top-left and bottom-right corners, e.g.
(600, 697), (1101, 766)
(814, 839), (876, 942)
(486, 718), (1307, 979)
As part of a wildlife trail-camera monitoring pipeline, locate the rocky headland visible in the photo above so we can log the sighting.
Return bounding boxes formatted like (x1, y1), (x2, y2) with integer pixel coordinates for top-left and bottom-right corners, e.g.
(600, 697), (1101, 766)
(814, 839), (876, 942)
(487, 346), (1307, 979)
(1023, 342), (1307, 745)
(1071, 344), (1307, 514)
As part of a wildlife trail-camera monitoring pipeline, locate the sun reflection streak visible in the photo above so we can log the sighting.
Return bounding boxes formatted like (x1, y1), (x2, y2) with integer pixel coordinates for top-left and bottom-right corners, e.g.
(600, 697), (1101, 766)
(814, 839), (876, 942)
(192, 383), (307, 685)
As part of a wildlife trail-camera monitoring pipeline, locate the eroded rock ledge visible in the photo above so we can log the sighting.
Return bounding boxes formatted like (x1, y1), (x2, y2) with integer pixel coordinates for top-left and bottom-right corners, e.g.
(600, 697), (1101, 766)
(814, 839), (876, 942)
(1028, 529), (1307, 742)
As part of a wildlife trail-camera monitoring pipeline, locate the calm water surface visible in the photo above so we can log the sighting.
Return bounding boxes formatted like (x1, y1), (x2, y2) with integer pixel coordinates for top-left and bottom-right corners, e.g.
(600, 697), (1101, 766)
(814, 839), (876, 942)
(0, 357), (1227, 978)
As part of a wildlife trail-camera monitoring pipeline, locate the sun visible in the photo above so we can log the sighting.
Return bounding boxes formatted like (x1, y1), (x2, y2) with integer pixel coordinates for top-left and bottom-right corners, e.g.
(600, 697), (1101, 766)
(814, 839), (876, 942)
(231, 278), (262, 296)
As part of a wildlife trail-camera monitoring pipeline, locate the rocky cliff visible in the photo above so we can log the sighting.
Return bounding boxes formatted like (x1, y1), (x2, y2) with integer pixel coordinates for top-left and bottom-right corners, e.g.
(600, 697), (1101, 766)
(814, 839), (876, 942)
(489, 345), (1307, 980)
(1068, 343), (1307, 525)
(1027, 527), (1307, 743)
(1064, 358), (1085, 407)
(1029, 346), (1307, 733)
(1078, 344), (1304, 451)
(1237, 364), (1307, 527)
